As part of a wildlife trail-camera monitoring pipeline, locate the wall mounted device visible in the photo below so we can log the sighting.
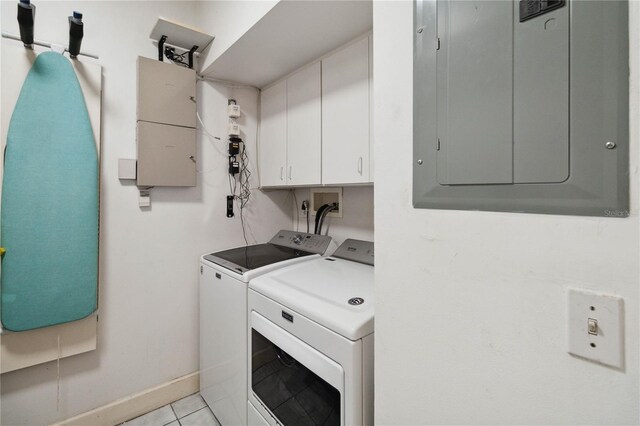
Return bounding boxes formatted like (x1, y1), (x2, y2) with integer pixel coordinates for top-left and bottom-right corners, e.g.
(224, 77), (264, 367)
(228, 138), (240, 156)
(519, 0), (565, 22)
(413, 0), (629, 216)
(136, 56), (196, 188)
(228, 157), (240, 175)
(149, 17), (214, 69)
(227, 195), (234, 218)
(227, 99), (241, 118)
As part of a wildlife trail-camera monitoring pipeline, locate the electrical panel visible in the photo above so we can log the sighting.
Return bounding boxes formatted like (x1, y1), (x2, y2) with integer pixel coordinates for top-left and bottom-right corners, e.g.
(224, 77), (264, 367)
(413, 0), (629, 216)
(136, 56), (196, 187)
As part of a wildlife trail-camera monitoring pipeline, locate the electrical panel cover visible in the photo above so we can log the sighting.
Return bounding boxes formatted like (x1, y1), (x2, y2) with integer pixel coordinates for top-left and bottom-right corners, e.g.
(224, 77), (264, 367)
(413, 0), (629, 217)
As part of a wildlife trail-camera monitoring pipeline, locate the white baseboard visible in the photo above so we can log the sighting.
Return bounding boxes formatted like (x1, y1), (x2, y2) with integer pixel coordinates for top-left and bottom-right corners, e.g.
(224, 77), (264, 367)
(51, 372), (199, 426)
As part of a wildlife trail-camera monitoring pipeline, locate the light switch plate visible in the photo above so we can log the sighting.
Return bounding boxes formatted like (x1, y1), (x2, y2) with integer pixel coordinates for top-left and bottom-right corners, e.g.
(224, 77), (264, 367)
(567, 288), (623, 369)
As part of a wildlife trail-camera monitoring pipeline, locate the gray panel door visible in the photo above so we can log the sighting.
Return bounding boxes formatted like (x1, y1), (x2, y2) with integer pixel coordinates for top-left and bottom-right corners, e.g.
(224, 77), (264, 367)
(436, 0), (514, 185)
(513, 3), (569, 183)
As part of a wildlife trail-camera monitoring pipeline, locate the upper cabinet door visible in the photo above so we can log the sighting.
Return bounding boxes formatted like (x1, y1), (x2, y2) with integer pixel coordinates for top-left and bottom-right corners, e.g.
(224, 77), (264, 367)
(287, 63), (322, 186)
(137, 57), (196, 128)
(368, 35), (374, 183)
(322, 37), (370, 185)
(259, 80), (288, 187)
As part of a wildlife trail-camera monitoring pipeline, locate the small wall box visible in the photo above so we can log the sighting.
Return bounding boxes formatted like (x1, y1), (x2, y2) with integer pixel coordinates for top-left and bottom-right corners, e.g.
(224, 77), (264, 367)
(413, 0), (629, 216)
(310, 187), (343, 218)
(118, 159), (137, 180)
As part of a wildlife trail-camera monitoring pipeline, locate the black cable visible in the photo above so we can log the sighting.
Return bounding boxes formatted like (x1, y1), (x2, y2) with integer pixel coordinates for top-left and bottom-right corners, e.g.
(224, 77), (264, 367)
(164, 46), (190, 68)
(292, 191), (299, 232)
(240, 203), (249, 246)
(238, 139), (251, 209)
(317, 203), (337, 235)
(306, 207), (310, 233)
(227, 136), (251, 245)
(314, 204), (330, 234)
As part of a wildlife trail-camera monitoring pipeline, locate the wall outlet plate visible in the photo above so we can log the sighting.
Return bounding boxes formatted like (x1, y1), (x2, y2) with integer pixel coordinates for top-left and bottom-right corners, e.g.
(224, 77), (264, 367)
(310, 187), (343, 218)
(567, 288), (624, 369)
(138, 189), (151, 208)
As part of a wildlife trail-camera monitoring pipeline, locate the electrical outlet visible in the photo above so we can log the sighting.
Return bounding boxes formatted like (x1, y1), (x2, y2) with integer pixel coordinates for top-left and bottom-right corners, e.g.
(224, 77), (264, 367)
(567, 288), (623, 369)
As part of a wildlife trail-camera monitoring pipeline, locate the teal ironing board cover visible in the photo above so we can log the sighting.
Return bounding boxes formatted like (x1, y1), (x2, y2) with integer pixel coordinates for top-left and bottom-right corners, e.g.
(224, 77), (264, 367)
(1, 51), (98, 332)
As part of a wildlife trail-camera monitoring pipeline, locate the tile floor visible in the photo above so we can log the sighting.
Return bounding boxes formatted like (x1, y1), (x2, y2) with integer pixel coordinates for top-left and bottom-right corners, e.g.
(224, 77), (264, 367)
(122, 393), (220, 426)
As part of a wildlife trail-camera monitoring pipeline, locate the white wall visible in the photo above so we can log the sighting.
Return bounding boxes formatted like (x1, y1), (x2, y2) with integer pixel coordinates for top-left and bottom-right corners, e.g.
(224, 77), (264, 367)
(0, 2), (291, 425)
(374, 1), (639, 424)
(293, 187), (374, 246)
(195, 0), (279, 73)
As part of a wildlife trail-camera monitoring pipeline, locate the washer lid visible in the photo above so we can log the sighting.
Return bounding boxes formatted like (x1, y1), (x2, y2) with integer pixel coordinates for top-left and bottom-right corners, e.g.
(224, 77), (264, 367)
(203, 244), (314, 275)
(250, 256), (374, 340)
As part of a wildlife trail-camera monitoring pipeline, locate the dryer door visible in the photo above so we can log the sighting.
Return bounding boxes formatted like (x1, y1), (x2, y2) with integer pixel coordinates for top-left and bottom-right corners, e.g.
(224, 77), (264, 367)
(249, 311), (344, 426)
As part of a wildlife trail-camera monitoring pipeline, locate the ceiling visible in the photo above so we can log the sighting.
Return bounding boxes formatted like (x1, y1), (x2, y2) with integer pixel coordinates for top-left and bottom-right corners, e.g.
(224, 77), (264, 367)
(201, 0), (373, 88)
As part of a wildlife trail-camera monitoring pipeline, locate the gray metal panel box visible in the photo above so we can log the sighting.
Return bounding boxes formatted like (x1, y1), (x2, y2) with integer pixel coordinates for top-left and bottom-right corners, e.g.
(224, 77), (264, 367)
(136, 121), (196, 187)
(137, 56), (196, 128)
(413, 0), (629, 217)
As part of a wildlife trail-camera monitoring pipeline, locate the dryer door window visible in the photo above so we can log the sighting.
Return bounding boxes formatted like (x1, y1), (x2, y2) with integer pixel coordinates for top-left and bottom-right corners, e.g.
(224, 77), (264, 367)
(251, 329), (341, 425)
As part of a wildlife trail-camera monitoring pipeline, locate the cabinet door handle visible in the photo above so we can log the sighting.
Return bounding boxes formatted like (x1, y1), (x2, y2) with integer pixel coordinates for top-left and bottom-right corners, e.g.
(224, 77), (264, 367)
(288, 166), (293, 180)
(357, 157), (363, 175)
(280, 166), (284, 181)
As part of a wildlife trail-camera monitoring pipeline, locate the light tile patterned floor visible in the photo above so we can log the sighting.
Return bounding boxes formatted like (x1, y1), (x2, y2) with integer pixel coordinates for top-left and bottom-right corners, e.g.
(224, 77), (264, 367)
(123, 393), (220, 426)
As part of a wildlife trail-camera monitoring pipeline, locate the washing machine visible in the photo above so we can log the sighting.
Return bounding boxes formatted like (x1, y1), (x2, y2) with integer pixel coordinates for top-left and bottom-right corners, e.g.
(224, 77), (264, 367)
(247, 239), (374, 426)
(200, 230), (335, 426)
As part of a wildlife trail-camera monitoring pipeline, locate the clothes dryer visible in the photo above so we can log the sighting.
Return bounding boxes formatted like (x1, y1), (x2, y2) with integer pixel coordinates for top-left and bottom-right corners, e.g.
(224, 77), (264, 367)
(247, 239), (374, 426)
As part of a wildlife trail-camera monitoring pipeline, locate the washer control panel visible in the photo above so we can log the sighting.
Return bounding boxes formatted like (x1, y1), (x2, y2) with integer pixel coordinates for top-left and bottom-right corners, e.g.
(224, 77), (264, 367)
(333, 239), (375, 266)
(269, 230), (332, 255)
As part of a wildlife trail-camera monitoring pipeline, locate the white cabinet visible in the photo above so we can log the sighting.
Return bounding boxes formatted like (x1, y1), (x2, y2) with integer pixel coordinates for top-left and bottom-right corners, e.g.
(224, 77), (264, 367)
(136, 56), (197, 187)
(287, 62), (322, 185)
(260, 64), (322, 187)
(322, 37), (371, 184)
(259, 80), (287, 187)
(369, 35), (374, 182)
(259, 36), (373, 188)
(137, 56), (196, 128)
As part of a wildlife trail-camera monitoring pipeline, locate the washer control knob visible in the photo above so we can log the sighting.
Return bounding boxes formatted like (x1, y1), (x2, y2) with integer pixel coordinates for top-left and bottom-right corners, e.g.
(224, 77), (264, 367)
(293, 234), (303, 245)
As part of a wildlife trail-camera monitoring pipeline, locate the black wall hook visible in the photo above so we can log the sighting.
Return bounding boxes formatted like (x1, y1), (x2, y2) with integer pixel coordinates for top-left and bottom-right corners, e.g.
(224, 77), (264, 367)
(68, 11), (83, 58)
(17, 0), (35, 47)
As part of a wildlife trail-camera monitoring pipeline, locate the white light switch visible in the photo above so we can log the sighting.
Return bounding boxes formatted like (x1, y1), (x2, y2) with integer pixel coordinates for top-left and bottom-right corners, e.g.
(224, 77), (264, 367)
(567, 288), (623, 369)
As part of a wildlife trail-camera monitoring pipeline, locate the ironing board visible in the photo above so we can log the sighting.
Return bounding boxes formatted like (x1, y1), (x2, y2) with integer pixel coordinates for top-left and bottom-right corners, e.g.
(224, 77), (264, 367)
(1, 51), (98, 332)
